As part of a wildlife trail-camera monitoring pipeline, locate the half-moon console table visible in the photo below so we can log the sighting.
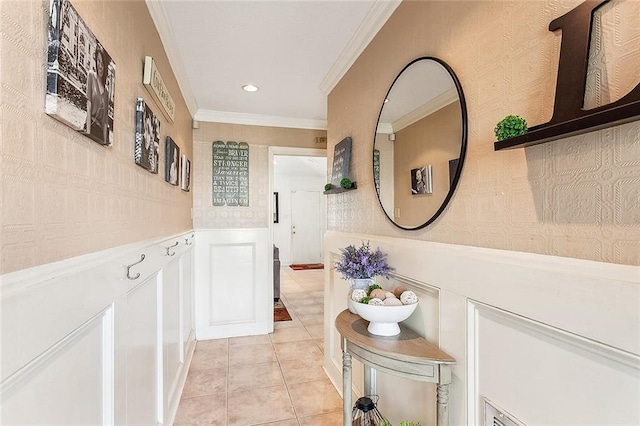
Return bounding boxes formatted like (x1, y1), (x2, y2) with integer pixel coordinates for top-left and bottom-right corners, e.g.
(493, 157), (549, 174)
(335, 310), (456, 426)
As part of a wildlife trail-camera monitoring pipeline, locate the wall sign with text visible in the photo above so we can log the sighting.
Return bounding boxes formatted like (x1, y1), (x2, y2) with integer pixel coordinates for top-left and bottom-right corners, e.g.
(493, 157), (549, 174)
(212, 141), (249, 206)
(143, 56), (175, 123)
(330, 136), (352, 186)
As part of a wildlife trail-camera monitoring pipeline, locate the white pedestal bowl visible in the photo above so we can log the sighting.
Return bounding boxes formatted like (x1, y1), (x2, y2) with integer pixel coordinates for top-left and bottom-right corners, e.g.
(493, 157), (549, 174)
(353, 301), (418, 336)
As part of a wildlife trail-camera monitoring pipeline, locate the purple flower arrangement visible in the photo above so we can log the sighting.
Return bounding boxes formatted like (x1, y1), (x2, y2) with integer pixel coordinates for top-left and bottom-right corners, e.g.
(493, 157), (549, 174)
(335, 241), (394, 280)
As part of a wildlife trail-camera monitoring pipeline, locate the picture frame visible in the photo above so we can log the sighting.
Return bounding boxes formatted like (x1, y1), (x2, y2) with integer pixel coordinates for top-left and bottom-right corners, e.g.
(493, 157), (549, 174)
(143, 56), (175, 122)
(165, 136), (180, 185)
(134, 98), (160, 173)
(411, 165), (433, 195)
(448, 158), (459, 188)
(46, 0), (116, 146)
(181, 155), (191, 192)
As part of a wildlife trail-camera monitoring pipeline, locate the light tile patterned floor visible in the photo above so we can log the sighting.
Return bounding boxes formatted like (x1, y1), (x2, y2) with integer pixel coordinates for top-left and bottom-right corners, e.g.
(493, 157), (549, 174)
(175, 267), (343, 425)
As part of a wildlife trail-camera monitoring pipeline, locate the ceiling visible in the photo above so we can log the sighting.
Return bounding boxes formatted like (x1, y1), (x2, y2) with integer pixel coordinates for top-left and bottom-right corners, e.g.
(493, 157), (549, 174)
(146, 0), (401, 130)
(273, 155), (327, 178)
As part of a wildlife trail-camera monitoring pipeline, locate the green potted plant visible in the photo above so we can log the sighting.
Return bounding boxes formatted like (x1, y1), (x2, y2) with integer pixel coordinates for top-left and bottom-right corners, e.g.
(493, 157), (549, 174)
(494, 115), (528, 141)
(324, 183), (333, 191)
(340, 177), (353, 189)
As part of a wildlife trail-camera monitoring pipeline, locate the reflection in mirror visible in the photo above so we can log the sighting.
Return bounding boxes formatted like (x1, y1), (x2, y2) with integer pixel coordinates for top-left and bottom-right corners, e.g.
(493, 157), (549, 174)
(373, 57), (467, 230)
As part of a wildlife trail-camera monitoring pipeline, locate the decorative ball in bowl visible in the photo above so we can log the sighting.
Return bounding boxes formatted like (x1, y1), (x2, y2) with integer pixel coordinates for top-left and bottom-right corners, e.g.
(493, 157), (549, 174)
(353, 298), (418, 336)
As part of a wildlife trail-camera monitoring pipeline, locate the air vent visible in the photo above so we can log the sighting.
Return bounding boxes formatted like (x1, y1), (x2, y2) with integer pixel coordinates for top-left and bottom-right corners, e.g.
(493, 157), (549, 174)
(484, 398), (526, 426)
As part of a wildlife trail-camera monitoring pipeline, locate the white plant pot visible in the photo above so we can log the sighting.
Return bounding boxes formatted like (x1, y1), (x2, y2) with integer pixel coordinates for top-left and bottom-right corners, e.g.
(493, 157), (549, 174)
(347, 278), (374, 314)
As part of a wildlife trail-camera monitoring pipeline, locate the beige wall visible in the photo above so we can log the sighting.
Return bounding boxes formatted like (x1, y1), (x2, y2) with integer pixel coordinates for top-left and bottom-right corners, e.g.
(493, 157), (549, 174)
(393, 101), (462, 226)
(192, 122), (326, 229)
(0, 0), (194, 274)
(327, 0), (640, 266)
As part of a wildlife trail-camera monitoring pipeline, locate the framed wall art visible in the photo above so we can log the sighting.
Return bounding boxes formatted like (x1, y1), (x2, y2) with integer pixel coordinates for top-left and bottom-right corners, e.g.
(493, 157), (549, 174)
(330, 136), (352, 186)
(211, 141), (249, 206)
(46, 0), (116, 146)
(165, 136), (180, 185)
(134, 98), (160, 173)
(143, 56), (175, 122)
(411, 165), (433, 195)
(180, 155), (191, 192)
(448, 158), (459, 188)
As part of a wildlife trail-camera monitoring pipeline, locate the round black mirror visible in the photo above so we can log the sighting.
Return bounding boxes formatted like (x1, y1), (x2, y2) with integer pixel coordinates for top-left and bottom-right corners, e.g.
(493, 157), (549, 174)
(373, 57), (467, 230)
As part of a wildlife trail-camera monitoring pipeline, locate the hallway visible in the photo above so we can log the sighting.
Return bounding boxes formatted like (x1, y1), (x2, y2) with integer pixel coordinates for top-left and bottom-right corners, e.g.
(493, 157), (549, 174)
(174, 267), (343, 425)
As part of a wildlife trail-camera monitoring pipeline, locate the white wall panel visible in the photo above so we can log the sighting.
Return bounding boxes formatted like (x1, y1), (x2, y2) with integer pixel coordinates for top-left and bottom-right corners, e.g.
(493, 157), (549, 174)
(180, 247), (195, 351)
(1, 264), (116, 383)
(471, 302), (639, 426)
(126, 274), (160, 425)
(194, 229), (272, 339)
(210, 244), (255, 323)
(163, 258), (183, 417)
(324, 232), (640, 426)
(0, 232), (196, 425)
(0, 307), (113, 425)
(325, 259), (363, 396)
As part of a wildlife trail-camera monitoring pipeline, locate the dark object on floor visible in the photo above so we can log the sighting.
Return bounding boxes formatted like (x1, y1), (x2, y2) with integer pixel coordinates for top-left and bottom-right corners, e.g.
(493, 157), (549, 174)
(274, 245), (281, 301)
(352, 395), (386, 425)
(274, 300), (292, 322)
(290, 263), (324, 270)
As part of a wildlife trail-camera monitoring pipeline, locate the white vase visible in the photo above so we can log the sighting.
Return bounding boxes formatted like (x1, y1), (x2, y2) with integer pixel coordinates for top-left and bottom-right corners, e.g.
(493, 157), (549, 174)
(347, 278), (374, 314)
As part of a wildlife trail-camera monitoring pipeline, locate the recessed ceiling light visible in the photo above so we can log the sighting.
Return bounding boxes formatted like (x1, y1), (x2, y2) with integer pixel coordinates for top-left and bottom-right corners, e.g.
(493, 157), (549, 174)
(242, 84), (259, 92)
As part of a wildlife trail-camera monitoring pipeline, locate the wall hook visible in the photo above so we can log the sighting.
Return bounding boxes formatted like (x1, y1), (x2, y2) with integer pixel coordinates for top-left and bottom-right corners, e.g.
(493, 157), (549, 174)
(166, 241), (179, 256)
(185, 237), (192, 246)
(126, 254), (146, 280)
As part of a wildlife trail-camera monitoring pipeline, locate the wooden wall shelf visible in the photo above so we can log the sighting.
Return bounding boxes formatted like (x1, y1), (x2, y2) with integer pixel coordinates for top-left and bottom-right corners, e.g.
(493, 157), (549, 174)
(323, 182), (357, 195)
(494, 100), (640, 150)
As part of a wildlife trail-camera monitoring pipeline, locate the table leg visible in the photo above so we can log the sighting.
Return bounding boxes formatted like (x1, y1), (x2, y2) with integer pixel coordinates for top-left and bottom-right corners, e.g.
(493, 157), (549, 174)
(436, 365), (452, 426)
(342, 338), (352, 426)
(436, 383), (449, 426)
(363, 365), (376, 396)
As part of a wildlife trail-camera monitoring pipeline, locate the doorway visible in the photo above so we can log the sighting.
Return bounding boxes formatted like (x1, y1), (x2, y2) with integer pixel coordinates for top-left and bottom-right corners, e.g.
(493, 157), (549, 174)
(270, 148), (327, 266)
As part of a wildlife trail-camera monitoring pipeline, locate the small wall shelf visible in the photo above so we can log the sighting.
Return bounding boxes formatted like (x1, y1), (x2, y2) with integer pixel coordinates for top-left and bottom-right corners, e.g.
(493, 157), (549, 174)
(494, 100), (640, 150)
(323, 182), (357, 195)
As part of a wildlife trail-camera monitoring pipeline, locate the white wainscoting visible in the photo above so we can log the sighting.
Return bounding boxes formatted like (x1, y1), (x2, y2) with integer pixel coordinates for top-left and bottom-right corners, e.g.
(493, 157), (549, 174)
(324, 231), (640, 426)
(0, 231), (196, 425)
(194, 228), (272, 339)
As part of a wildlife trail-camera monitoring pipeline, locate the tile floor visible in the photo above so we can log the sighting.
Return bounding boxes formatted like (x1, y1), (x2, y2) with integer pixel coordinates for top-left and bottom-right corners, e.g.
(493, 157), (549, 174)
(175, 267), (344, 425)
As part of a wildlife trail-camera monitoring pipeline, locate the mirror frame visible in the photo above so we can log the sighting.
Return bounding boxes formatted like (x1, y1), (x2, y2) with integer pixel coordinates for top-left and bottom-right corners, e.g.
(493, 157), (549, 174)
(373, 56), (468, 230)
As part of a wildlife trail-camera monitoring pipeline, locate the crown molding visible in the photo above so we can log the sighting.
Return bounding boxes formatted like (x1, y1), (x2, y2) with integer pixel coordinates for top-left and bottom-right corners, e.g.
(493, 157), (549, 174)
(392, 88), (458, 132)
(145, 0), (199, 118)
(376, 122), (394, 134)
(194, 110), (327, 130)
(319, 0), (401, 95)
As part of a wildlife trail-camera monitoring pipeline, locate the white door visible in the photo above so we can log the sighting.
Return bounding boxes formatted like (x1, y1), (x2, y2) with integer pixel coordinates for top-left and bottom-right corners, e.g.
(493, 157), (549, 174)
(290, 191), (322, 264)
